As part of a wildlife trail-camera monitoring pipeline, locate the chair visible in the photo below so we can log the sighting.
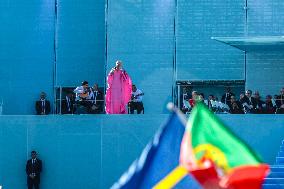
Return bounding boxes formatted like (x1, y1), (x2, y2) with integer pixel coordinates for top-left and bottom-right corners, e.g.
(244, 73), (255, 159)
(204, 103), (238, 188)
(128, 102), (144, 114)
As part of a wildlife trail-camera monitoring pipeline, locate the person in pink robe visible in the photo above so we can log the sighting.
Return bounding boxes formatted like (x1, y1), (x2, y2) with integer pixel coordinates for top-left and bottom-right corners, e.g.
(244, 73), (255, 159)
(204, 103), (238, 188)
(105, 60), (132, 114)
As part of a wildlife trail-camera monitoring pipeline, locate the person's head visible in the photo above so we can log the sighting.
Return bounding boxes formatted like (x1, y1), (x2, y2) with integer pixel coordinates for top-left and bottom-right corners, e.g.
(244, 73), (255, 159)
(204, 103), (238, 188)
(245, 90), (252, 98)
(240, 93), (245, 99)
(40, 92), (46, 100)
(93, 83), (99, 90)
(253, 91), (260, 99)
(266, 95), (272, 102)
(81, 81), (89, 89)
(230, 95), (236, 103)
(280, 87), (284, 95)
(232, 102), (238, 109)
(208, 94), (215, 101)
(132, 85), (137, 92)
(31, 151), (37, 159)
(191, 91), (198, 100)
(115, 60), (123, 69)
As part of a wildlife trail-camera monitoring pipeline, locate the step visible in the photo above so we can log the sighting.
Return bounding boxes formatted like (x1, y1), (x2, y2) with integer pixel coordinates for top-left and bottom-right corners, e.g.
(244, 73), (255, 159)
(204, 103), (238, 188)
(278, 151), (284, 157)
(268, 172), (284, 178)
(262, 184), (284, 189)
(271, 166), (284, 172)
(264, 178), (284, 184)
(276, 158), (284, 164)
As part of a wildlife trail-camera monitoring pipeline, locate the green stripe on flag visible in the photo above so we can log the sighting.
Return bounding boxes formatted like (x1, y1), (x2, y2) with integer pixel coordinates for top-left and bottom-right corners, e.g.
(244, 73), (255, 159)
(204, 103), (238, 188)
(188, 103), (262, 172)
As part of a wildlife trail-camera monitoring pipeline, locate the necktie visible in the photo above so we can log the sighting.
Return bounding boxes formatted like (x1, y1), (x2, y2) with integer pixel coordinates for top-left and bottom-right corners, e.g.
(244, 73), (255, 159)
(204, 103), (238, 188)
(67, 98), (70, 111)
(95, 91), (98, 104)
(41, 101), (45, 114)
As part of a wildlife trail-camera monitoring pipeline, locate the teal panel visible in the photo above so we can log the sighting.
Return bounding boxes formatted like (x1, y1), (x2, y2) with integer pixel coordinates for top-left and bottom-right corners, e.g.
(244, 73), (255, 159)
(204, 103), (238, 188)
(176, 0), (245, 80)
(56, 0), (105, 87)
(106, 0), (175, 113)
(0, 0), (55, 114)
(0, 115), (283, 188)
(248, 0), (284, 36)
(1, 122), (27, 188)
(246, 53), (284, 96)
(245, 0), (284, 96)
(100, 115), (163, 188)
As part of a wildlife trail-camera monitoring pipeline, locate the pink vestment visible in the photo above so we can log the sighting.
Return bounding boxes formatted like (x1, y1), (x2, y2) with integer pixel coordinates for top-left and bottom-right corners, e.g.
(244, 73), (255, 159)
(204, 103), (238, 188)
(105, 69), (132, 114)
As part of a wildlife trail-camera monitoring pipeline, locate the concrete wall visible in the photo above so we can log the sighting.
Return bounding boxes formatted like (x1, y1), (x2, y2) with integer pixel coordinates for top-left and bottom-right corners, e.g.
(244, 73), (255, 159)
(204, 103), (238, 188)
(245, 0), (284, 95)
(1, 0), (284, 115)
(106, 0), (175, 113)
(176, 0), (245, 80)
(56, 0), (105, 87)
(0, 114), (283, 189)
(0, 0), (55, 115)
(0, 0), (105, 115)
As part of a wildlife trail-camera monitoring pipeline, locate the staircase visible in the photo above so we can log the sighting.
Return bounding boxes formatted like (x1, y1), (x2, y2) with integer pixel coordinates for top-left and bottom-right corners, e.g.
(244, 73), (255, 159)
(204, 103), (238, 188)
(263, 142), (284, 189)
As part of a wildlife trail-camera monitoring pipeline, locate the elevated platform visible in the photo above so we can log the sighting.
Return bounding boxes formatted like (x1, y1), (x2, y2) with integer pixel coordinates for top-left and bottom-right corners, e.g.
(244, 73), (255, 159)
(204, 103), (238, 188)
(0, 114), (283, 189)
(211, 36), (284, 52)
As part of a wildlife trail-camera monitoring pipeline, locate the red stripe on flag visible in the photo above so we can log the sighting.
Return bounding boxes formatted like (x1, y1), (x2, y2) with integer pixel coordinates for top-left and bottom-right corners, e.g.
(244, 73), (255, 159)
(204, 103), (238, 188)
(220, 164), (270, 189)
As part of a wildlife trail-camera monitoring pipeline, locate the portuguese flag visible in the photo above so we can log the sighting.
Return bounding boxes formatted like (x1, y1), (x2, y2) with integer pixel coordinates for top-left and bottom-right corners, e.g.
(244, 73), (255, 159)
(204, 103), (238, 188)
(180, 103), (270, 189)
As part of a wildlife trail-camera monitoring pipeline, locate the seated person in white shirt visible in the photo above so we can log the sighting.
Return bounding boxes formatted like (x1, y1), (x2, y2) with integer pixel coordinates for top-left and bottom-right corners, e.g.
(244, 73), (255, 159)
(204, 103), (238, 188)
(129, 85), (144, 114)
(73, 81), (92, 113)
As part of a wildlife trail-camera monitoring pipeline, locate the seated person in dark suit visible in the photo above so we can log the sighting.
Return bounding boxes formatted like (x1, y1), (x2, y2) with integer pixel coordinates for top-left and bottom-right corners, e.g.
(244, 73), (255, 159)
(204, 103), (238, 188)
(61, 92), (75, 114)
(129, 85), (144, 114)
(89, 83), (104, 114)
(276, 87), (284, 114)
(229, 95), (243, 114)
(253, 91), (265, 114)
(240, 90), (257, 113)
(263, 95), (276, 114)
(221, 87), (235, 106)
(35, 92), (51, 115)
(26, 151), (42, 189)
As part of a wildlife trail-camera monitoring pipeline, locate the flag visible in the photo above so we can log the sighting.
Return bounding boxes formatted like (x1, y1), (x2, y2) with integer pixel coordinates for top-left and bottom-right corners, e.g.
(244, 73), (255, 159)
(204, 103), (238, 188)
(180, 102), (270, 189)
(111, 111), (201, 189)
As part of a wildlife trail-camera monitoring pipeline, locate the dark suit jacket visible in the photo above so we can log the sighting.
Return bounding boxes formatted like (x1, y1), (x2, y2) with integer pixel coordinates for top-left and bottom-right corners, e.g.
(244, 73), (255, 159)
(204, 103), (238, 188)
(90, 89), (104, 113)
(36, 100), (51, 115)
(240, 96), (257, 108)
(276, 95), (284, 108)
(61, 98), (75, 114)
(221, 92), (235, 105)
(26, 158), (42, 182)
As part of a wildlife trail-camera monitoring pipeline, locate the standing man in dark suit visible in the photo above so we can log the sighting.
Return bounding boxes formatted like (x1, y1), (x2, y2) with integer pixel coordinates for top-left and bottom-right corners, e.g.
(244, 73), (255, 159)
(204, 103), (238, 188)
(35, 92), (51, 115)
(26, 151), (42, 189)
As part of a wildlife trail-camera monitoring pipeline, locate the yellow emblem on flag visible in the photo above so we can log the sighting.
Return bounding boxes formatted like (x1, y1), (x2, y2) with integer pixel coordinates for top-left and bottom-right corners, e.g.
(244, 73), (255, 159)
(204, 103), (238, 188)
(194, 143), (230, 173)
